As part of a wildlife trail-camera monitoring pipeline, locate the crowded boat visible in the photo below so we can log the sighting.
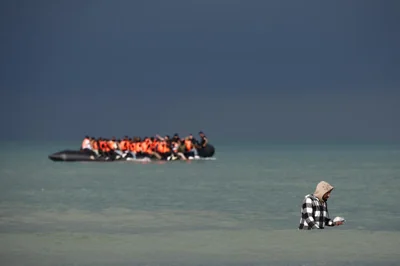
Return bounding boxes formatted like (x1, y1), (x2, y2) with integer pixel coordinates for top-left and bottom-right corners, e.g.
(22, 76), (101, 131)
(49, 132), (215, 162)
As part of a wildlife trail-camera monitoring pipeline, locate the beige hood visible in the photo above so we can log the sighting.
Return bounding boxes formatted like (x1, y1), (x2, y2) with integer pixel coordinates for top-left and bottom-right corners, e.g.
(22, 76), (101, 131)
(314, 181), (334, 202)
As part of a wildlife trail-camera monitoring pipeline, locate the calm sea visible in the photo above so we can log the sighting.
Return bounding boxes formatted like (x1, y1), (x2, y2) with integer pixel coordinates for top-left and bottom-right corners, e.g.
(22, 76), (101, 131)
(0, 141), (400, 266)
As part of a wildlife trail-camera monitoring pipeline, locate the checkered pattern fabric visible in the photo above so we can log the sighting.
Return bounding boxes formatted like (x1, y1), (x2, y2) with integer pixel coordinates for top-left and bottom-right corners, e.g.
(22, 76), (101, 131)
(298, 194), (334, 230)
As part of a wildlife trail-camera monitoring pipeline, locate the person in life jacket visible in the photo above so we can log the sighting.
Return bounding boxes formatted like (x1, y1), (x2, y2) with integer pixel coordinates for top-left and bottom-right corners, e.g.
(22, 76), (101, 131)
(113, 138), (122, 158)
(90, 137), (100, 156)
(125, 137), (136, 159)
(140, 137), (151, 156)
(156, 140), (171, 159)
(98, 137), (111, 158)
(107, 137), (121, 159)
(150, 137), (158, 150)
(107, 137), (117, 151)
(149, 138), (162, 160)
(133, 137), (143, 158)
(142, 137), (162, 160)
(117, 136), (129, 157)
(79, 131), (212, 160)
(184, 137), (194, 152)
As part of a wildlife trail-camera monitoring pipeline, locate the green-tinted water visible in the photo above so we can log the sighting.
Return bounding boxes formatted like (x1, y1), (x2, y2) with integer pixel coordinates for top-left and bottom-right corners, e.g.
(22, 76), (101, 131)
(0, 142), (399, 265)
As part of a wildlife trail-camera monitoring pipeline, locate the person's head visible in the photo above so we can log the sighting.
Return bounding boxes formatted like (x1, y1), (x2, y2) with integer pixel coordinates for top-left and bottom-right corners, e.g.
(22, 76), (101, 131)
(198, 131), (205, 137)
(314, 181), (334, 202)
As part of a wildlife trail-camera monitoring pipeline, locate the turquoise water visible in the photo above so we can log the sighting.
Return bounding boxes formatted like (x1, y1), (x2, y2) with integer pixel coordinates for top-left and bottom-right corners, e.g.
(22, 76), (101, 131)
(1, 142), (400, 265)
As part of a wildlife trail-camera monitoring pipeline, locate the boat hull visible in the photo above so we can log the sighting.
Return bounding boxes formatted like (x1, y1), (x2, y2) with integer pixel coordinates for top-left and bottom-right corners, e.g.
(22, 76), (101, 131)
(48, 144), (216, 162)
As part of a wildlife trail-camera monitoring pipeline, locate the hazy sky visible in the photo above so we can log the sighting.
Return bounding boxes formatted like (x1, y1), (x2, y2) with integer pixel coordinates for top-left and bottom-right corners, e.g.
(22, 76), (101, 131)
(1, 0), (399, 142)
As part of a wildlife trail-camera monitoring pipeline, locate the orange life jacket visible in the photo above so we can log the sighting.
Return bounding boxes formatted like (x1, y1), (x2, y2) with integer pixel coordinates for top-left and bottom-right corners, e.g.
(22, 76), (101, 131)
(185, 140), (193, 151)
(157, 142), (165, 153)
(107, 140), (115, 150)
(158, 142), (171, 153)
(99, 141), (109, 152)
(92, 141), (99, 151)
(120, 140), (128, 151)
(144, 141), (153, 154)
(141, 142), (148, 152)
(151, 140), (158, 150)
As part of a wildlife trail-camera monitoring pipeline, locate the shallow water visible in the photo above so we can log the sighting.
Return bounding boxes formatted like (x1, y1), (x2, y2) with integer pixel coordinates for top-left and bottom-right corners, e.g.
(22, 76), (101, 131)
(0, 142), (400, 265)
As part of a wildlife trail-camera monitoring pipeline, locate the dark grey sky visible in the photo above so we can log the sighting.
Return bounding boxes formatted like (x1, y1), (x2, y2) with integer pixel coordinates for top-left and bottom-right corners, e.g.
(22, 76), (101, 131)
(1, 0), (399, 142)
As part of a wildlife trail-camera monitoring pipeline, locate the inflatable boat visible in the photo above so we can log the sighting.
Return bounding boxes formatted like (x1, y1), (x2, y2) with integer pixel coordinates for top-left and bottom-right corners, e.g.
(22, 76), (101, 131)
(48, 144), (215, 162)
